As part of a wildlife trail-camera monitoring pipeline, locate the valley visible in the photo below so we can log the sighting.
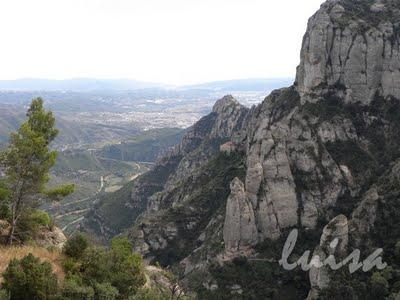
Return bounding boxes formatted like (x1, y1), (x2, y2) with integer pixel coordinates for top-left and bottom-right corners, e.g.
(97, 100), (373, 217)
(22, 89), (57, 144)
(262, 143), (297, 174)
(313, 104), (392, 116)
(0, 80), (287, 238)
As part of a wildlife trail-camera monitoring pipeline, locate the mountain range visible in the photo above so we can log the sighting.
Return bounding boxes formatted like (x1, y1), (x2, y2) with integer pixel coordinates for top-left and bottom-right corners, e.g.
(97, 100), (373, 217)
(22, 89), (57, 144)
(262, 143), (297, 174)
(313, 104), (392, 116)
(0, 78), (293, 92)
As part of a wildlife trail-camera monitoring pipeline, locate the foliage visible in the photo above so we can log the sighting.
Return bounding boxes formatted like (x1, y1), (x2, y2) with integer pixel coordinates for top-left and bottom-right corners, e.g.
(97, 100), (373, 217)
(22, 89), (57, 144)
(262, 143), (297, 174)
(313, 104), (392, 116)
(15, 210), (52, 242)
(150, 151), (246, 266)
(0, 98), (74, 244)
(371, 272), (390, 298)
(44, 184), (75, 201)
(63, 233), (89, 260)
(61, 276), (95, 300)
(2, 253), (58, 300)
(63, 237), (146, 299)
(0, 180), (11, 219)
(29, 210), (51, 227)
(99, 128), (184, 162)
(94, 282), (119, 300)
(110, 237), (132, 258)
(129, 288), (167, 300)
(201, 256), (308, 300)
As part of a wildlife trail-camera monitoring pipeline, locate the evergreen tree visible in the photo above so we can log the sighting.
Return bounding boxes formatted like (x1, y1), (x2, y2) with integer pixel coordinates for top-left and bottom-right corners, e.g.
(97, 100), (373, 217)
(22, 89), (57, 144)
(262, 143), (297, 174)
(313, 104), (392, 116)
(0, 98), (74, 244)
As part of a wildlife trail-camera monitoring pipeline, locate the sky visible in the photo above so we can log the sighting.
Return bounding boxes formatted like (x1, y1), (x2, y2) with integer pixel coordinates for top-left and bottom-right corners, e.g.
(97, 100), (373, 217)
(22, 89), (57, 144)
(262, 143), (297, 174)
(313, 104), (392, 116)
(0, 0), (325, 85)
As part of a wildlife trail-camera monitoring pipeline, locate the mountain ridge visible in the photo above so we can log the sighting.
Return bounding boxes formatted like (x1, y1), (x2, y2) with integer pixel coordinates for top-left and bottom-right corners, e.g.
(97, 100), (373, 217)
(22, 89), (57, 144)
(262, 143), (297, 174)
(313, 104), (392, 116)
(83, 0), (400, 298)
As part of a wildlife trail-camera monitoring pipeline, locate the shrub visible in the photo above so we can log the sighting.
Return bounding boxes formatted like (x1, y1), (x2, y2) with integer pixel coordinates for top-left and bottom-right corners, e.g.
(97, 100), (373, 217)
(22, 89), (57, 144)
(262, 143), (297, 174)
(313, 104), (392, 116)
(14, 210), (53, 242)
(0, 290), (9, 300)
(77, 242), (145, 299)
(62, 277), (94, 300)
(2, 253), (58, 300)
(0, 180), (11, 220)
(111, 237), (132, 258)
(0, 203), (10, 220)
(94, 282), (119, 300)
(130, 288), (166, 300)
(62, 257), (80, 276)
(371, 272), (389, 298)
(64, 233), (89, 259)
(108, 251), (145, 298)
(30, 210), (51, 227)
(80, 247), (110, 285)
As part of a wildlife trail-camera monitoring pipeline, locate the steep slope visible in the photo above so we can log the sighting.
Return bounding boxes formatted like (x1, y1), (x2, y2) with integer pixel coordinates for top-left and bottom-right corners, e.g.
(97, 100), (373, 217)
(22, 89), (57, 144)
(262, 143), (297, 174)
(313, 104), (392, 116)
(98, 128), (184, 162)
(84, 0), (400, 298)
(83, 96), (249, 240)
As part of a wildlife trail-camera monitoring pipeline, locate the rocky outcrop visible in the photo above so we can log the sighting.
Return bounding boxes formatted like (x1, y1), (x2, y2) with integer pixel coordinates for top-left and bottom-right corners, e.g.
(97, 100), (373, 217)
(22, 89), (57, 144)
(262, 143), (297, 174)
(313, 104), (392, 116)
(36, 226), (67, 250)
(219, 0), (400, 246)
(349, 186), (380, 246)
(161, 95), (249, 195)
(238, 86), (350, 242)
(308, 214), (349, 300)
(0, 219), (67, 249)
(297, 0), (400, 104)
(223, 178), (257, 251)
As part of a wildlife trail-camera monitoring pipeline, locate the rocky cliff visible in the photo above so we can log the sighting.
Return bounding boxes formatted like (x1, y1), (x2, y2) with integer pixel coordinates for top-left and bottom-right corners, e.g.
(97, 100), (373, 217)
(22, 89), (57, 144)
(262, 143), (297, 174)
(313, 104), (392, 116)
(84, 0), (400, 298)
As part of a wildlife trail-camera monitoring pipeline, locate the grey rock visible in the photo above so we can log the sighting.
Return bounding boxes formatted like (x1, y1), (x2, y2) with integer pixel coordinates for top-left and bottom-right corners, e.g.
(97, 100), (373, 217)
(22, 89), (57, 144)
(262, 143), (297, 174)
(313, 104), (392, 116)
(223, 178), (258, 250)
(296, 0), (400, 104)
(308, 215), (349, 299)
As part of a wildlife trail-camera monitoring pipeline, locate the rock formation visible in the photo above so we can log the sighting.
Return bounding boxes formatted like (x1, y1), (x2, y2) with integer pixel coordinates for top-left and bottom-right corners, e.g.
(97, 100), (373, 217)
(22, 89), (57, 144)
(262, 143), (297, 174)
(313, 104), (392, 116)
(223, 178), (257, 251)
(307, 214), (349, 299)
(83, 0), (400, 297)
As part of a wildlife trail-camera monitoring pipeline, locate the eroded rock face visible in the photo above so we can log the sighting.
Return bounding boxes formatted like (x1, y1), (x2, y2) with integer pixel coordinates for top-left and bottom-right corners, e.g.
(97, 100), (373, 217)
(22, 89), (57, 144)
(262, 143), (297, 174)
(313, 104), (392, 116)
(221, 0), (400, 245)
(36, 226), (67, 250)
(307, 214), (349, 300)
(223, 178), (257, 251)
(155, 95), (249, 207)
(240, 87), (349, 241)
(350, 187), (380, 246)
(297, 0), (400, 104)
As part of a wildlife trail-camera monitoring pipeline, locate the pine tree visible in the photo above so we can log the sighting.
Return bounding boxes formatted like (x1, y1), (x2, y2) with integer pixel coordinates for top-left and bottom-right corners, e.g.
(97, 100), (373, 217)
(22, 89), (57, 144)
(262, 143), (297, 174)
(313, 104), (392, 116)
(0, 98), (74, 244)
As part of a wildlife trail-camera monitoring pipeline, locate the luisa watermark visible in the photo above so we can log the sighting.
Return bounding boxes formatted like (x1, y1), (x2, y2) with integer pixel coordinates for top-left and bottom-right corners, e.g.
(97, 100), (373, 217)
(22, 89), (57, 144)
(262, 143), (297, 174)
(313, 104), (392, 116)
(277, 229), (387, 273)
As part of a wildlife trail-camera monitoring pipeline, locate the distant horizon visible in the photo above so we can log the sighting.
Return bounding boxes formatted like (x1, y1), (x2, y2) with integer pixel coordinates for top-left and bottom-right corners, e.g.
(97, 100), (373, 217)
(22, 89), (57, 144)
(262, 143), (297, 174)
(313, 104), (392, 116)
(0, 77), (295, 91)
(0, 0), (324, 85)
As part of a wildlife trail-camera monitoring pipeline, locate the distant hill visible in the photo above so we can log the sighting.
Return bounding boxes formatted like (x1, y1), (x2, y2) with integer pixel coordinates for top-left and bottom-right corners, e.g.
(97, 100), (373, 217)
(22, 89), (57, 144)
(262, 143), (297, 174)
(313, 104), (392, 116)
(0, 78), (162, 91)
(98, 128), (185, 162)
(182, 78), (294, 92)
(0, 78), (294, 92)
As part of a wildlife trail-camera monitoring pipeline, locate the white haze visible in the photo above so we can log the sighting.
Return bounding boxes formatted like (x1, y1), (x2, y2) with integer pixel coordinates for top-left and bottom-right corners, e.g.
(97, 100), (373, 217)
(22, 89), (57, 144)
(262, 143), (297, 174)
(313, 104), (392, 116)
(0, 0), (324, 85)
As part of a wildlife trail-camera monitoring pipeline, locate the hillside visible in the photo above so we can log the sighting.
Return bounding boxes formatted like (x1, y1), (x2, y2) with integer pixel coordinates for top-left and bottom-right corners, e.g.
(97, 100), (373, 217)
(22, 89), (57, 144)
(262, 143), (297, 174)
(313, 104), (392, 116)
(98, 128), (184, 162)
(81, 0), (400, 298)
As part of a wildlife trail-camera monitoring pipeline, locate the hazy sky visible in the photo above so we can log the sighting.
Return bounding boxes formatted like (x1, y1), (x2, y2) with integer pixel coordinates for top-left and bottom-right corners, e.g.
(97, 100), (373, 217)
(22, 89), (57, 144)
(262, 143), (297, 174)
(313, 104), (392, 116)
(0, 0), (325, 85)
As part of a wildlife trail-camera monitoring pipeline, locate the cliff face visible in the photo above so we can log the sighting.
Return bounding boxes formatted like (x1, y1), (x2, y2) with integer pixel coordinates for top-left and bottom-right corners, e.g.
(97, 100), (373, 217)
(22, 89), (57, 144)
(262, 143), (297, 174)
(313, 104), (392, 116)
(230, 0), (400, 246)
(84, 0), (400, 297)
(297, 0), (400, 104)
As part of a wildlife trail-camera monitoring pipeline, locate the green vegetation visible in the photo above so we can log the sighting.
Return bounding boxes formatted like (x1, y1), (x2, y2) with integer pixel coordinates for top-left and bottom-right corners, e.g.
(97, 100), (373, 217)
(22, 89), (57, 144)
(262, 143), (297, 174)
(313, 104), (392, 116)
(99, 128), (184, 162)
(0, 236), (169, 300)
(63, 233), (89, 259)
(336, 0), (399, 32)
(62, 236), (146, 300)
(3, 253), (58, 300)
(199, 257), (308, 300)
(88, 154), (181, 235)
(268, 86), (301, 122)
(302, 93), (400, 188)
(0, 98), (74, 244)
(149, 151), (246, 266)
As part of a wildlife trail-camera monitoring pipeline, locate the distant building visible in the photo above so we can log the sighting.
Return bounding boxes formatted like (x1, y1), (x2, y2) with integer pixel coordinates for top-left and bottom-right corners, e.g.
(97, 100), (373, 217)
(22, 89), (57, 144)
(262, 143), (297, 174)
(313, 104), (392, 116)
(220, 141), (235, 155)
